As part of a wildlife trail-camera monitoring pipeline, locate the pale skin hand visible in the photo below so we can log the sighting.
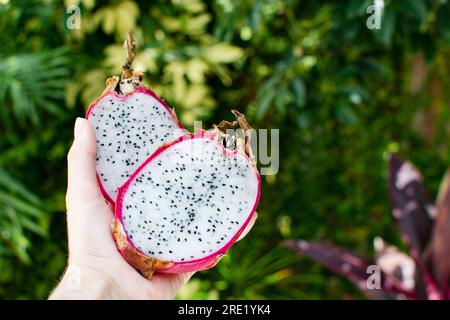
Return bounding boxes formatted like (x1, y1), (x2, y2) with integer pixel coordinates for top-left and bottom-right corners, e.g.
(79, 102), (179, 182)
(49, 118), (256, 300)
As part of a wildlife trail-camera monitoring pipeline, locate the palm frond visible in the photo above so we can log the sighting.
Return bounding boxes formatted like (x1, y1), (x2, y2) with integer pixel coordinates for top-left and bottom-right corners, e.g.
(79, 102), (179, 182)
(0, 167), (48, 263)
(0, 48), (69, 127)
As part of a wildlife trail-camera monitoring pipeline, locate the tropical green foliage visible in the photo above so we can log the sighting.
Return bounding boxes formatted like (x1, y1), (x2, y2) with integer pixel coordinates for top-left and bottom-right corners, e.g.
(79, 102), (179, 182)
(0, 0), (449, 299)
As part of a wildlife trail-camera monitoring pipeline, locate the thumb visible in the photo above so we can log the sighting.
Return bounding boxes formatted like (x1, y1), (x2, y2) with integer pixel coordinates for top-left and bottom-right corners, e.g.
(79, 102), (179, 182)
(66, 117), (102, 209)
(66, 118), (114, 263)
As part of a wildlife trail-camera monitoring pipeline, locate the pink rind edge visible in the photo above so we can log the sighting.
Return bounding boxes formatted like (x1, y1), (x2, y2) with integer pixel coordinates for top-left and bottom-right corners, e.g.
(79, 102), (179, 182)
(114, 132), (261, 273)
(96, 174), (115, 204)
(86, 86), (186, 204)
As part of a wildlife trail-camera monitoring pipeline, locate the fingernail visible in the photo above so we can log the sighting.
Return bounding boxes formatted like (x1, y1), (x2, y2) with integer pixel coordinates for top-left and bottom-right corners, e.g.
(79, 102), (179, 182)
(74, 117), (85, 139)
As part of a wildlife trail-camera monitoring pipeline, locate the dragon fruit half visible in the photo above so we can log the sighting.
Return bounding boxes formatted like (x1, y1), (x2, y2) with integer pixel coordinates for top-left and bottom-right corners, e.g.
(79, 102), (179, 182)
(113, 129), (260, 277)
(86, 35), (184, 203)
(87, 85), (184, 203)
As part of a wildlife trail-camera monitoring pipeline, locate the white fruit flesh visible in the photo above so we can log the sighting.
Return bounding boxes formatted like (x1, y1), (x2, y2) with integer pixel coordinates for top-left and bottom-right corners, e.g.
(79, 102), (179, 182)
(118, 136), (260, 262)
(88, 90), (184, 201)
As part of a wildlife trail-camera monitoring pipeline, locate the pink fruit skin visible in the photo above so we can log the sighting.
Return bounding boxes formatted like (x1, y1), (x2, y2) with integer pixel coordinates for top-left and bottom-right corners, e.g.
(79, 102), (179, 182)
(114, 132), (261, 275)
(86, 86), (185, 204)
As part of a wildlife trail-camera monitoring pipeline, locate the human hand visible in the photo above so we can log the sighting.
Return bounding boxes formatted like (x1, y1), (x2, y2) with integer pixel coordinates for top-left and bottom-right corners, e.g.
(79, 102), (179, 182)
(49, 118), (256, 300)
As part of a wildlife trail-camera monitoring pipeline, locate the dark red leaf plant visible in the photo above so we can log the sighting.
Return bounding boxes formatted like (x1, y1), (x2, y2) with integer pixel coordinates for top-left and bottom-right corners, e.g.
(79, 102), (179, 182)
(284, 154), (450, 300)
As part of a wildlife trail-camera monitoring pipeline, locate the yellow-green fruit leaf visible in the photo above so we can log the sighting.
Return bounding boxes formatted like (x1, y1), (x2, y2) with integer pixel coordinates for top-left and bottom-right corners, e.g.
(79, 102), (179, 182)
(100, 8), (115, 34)
(203, 43), (244, 64)
(116, 1), (139, 36)
(186, 59), (209, 83)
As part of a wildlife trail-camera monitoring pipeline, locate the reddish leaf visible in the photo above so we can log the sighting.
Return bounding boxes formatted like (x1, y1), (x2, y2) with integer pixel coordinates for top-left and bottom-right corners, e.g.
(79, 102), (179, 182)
(388, 153), (434, 260)
(374, 237), (418, 295)
(429, 170), (450, 292)
(388, 154), (443, 299)
(283, 240), (415, 299)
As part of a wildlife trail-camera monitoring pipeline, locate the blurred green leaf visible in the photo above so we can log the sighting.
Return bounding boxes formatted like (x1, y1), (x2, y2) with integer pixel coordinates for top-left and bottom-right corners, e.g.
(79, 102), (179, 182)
(256, 89), (276, 120)
(436, 3), (450, 42)
(292, 77), (307, 107)
(336, 102), (358, 124)
(346, 0), (372, 18)
(401, 0), (427, 23)
(379, 6), (396, 47)
(203, 43), (244, 64)
(0, 167), (47, 264)
(0, 49), (69, 127)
